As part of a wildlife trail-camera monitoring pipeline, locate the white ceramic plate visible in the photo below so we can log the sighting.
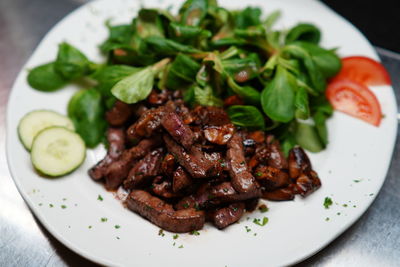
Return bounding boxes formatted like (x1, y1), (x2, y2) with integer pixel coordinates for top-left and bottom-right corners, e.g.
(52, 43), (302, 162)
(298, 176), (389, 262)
(6, 0), (398, 266)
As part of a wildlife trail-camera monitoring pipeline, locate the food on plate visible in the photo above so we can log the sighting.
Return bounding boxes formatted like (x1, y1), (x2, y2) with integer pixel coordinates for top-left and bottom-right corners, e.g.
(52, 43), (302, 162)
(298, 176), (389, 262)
(19, 0), (388, 232)
(31, 126), (86, 177)
(89, 93), (321, 232)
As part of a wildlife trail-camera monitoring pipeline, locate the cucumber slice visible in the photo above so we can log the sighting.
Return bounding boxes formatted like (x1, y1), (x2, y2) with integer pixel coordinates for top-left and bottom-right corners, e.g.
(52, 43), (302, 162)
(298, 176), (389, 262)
(31, 127), (86, 177)
(18, 110), (75, 150)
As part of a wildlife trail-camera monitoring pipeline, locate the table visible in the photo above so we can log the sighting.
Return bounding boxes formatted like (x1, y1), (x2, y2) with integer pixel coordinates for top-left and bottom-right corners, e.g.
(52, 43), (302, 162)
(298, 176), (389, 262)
(0, 0), (399, 266)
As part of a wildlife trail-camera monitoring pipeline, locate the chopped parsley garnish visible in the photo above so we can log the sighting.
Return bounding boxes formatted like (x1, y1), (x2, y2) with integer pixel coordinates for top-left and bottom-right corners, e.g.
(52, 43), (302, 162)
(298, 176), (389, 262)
(325, 217), (330, 221)
(337, 212), (341, 216)
(100, 217), (108, 222)
(88, 225), (92, 229)
(255, 172), (262, 177)
(253, 217), (268, 226)
(220, 162), (226, 167)
(61, 205), (67, 209)
(343, 204), (348, 207)
(115, 225), (120, 229)
(178, 245), (184, 249)
(353, 179), (362, 183)
(258, 204), (268, 213)
(232, 207), (238, 212)
(245, 226), (251, 232)
(253, 233), (257, 236)
(116, 236), (120, 240)
(49, 204), (54, 208)
(182, 203), (190, 209)
(173, 242), (176, 246)
(240, 161), (245, 165)
(353, 205), (357, 208)
(190, 230), (200, 236)
(369, 193), (374, 196)
(173, 234), (179, 239)
(324, 197), (333, 209)
(158, 229), (165, 237)
(223, 188), (229, 193)
(97, 195), (103, 201)
(62, 198), (67, 201)
(194, 203), (200, 211)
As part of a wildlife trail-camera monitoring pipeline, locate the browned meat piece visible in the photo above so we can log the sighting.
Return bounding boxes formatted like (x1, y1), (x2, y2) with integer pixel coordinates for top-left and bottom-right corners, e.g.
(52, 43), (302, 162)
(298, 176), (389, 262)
(209, 182), (262, 204)
(172, 166), (192, 193)
(209, 203), (245, 229)
(126, 190), (205, 233)
(268, 141), (288, 169)
(254, 165), (290, 190)
(123, 148), (164, 189)
(126, 107), (165, 141)
(246, 131), (265, 143)
(227, 133), (259, 193)
(175, 195), (197, 210)
(193, 106), (231, 126)
(244, 198), (259, 212)
(288, 147), (312, 179)
(163, 135), (213, 178)
(152, 176), (181, 198)
(89, 128), (125, 180)
(148, 89), (170, 106)
(204, 124), (235, 145)
(104, 138), (161, 190)
(296, 171), (321, 197)
(262, 188), (295, 201)
(161, 111), (195, 150)
(247, 143), (269, 170)
(161, 154), (176, 177)
(106, 101), (135, 126)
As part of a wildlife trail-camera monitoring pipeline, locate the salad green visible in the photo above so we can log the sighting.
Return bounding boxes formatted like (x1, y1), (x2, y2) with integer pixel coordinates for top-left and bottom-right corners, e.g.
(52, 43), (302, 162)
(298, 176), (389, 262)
(26, 0), (341, 152)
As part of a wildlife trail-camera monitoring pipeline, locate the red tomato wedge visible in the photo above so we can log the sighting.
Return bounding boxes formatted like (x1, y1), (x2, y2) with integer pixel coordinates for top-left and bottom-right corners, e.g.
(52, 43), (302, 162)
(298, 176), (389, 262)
(326, 79), (382, 126)
(333, 56), (391, 86)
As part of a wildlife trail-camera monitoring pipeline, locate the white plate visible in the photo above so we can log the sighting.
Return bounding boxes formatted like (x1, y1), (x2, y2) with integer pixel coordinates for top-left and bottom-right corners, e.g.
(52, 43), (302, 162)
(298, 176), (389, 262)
(6, 0), (398, 266)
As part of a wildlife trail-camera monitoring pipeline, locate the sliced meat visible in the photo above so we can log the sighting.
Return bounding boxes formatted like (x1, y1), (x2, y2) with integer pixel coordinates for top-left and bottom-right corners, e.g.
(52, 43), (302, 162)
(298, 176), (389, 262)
(175, 195), (197, 210)
(209, 202), (245, 229)
(288, 147), (312, 179)
(172, 166), (192, 193)
(148, 89), (170, 106)
(152, 176), (180, 198)
(262, 188), (295, 201)
(295, 171), (321, 197)
(105, 138), (161, 190)
(193, 106), (231, 126)
(254, 165), (290, 190)
(204, 123), (235, 145)
(106, 101), (135, 126)
(126, 107), (165, 141)
(268, 141), (288, 169)
(227, 133), (259, 193)
(244, 198), (259, 212)
(161, 154), (176, 177)
(246, 131), (265, 144)
(89, 128), (125, 180)
(163, 135), (213, 178)
(126, 190), (205, 233)
(209, 182), (262, 204)
(123, 148), (164, 189)
(161, 111), (195, 150)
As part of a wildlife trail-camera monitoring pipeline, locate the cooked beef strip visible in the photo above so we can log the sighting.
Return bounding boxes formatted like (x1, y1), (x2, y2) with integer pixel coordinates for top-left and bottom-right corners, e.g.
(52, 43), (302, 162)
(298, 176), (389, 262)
(89, 128), (125, 180)
(148, 89), (170, 106)
(288, 147), (312, 179)
(227, 133), (259, 193)
(126, 106), (165, 141)
(262, 187), (295, 201)
(193, 106), (231, 126)
(203, 123), (235, 145)
(123, 148), (164, 190)
(104, 138), (161, 190)
(161, 153), (176, 177)
(254, 165), (290, 190)
(126, 190), (205, 233)
(295, 170), (321, 197)
(209, 202), (245, 229)
(244, 198), (259, 212)
(106, 101), (136, 127)
(152, 176), (181, 198)
(161, 111), (195, 150)
(175, 195), (197, 210)
(163, 135), (213, 178)
(268, 141), (288, 169)
(172, 166), (192, 193)
(209, 182), (262, 204)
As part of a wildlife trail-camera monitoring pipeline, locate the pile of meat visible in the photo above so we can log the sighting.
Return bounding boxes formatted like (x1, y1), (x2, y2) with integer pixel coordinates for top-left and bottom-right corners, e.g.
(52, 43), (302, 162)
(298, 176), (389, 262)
(89, 90), (321, 233)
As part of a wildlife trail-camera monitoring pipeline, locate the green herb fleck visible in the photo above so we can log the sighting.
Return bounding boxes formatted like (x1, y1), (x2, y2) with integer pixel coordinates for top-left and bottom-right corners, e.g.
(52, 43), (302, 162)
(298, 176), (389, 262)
(253, 233), (257, 236)
(337, 212), (341, 216)
(98, 195), (103, 201)
(61, 205), (67, 209)
(369, 193), (374, 196)
(253, 217), (268, 226)
(255, 172), (262, 177)
(245, 226), (251, 232)
(173, 234), (179, 239)
(325, 217), (330, 221)
(158, 229), (165, 237)
(116, 236), (120, 240)
(324, 197), (333, 209)
(173, 242), (176, 246)
(49, 204), (54, 208)
(178, 245), (184, 248)
(258, 204), (269, 213)
(88, 225), (92, 229)
(62, 198), (67, 201)
(240, 161), (245, 165)
(190, 230), (200, 236)
(115, 225), (120, 229)
(100, 217), (108, 222)
(343, 204), (348, 207)
(183, 203), (190, 209)
(353, 205), (357, 208)
(353, 179), (362, 183)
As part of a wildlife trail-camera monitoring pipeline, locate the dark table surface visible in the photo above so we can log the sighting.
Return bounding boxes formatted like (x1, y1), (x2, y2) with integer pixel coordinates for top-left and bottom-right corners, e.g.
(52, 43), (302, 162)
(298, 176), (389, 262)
(1, 0), (399, 266)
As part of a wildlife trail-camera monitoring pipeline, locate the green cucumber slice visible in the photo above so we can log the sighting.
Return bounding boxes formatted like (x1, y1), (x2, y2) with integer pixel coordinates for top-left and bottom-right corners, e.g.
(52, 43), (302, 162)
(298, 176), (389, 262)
(31, 126), (86, 177)
(18, 110), (75, 151)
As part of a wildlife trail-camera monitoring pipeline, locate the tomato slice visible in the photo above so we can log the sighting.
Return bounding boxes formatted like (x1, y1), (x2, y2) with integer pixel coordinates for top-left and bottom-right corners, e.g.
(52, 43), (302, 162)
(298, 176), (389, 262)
(333, 56), (391, 86)
(326, 79), (382, 126)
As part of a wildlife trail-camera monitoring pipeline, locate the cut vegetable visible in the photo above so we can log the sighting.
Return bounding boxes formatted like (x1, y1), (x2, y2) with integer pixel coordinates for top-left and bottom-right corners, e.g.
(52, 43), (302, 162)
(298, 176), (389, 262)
(333, 56), (391, 86)
(326, 79), (382, 126)
(31, 127), (86, 177)
(18, 110), (75, 150)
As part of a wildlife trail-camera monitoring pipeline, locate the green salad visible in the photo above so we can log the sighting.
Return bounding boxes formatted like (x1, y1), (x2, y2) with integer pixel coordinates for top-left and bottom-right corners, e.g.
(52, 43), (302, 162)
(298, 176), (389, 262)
(27, 0), (341, 154)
